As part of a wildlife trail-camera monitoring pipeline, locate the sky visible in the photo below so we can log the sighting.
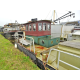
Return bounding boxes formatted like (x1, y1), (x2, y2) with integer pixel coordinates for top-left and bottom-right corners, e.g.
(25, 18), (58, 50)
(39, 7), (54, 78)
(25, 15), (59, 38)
(0, 0), (80, 26)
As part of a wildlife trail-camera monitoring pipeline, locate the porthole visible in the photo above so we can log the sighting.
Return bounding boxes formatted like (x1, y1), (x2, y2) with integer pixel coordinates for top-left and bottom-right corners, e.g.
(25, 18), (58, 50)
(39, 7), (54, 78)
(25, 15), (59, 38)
(56, 39), (58, 43)
(42, 40), (44, 44)
(51, 41), (53, 44)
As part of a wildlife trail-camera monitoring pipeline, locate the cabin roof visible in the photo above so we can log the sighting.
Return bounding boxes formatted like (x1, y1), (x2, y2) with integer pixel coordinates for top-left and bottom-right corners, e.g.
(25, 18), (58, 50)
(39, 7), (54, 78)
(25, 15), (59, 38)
(22, 20), (51, 25)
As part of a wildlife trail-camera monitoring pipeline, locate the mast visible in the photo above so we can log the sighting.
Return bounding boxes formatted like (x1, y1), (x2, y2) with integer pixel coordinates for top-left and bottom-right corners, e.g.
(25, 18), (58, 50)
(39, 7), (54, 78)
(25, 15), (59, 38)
(53, 10), (55, 24)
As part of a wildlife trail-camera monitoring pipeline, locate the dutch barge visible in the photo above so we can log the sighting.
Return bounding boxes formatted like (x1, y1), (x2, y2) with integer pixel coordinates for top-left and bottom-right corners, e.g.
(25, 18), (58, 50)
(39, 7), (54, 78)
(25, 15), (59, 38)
(14, 19), (80, 70)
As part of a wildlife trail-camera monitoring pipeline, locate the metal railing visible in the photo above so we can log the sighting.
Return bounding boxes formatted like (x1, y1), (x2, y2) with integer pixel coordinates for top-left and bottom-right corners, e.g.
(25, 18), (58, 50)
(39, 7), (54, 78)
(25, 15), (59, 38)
(16, 34), (35, 53)
(47, 48), (80, 70)
(25, 36), (35, 53)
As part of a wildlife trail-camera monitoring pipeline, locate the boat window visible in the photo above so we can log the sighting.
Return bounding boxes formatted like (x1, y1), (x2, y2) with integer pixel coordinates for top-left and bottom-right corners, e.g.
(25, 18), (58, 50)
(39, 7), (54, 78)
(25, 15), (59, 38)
(38, 23), (42, 31)
(29, 24), (32, 31)
(26, 25), (28, 31)
(33, 24), (36, 31)
(47, 24), (50, 31)
(43, 23), (46, 31)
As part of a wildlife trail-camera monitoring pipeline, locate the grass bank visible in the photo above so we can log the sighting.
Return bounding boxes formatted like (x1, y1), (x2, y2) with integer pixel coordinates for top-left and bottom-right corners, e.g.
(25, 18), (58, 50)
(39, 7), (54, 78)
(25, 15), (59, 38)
(0, 34), (40, 70)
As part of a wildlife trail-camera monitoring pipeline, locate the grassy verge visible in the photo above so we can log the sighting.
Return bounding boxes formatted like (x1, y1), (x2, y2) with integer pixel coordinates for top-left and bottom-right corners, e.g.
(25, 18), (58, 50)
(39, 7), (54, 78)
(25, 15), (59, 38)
(0, 34), (40, 70)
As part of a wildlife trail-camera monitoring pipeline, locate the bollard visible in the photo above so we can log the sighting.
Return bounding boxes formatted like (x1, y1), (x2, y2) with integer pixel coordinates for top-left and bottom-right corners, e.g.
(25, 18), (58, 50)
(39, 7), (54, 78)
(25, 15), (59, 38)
(15, 43), (17, 48)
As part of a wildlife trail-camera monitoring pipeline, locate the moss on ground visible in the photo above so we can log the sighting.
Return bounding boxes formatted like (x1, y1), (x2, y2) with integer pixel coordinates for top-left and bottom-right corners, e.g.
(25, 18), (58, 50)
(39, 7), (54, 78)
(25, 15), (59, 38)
(0, 34), (40, 70)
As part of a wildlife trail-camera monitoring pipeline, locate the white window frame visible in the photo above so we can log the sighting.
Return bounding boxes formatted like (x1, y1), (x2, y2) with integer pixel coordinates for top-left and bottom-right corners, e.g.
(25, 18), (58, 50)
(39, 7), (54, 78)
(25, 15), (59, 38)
(43, 23), (46, 31)
(26, 25), (28, 31)
(38, 23), (42, 31)
(47, 24), (50, 31)
(33, 24), (36, 31)
(29, 24), (32, 31)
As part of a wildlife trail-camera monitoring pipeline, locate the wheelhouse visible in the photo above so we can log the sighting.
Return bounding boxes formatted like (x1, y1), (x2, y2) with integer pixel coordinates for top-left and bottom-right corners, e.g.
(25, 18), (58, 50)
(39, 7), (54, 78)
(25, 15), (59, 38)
(22, 20), (51, 36)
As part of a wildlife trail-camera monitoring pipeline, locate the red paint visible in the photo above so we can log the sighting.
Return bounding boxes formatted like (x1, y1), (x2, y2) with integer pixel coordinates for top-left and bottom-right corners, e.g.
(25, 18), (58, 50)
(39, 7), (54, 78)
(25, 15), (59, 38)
(23, 20), (51, 36)
(35, 53), (37, 55)
(46, 54), (48, 57)
(27, 48), (30, 51)
(37, 46), (44, 49)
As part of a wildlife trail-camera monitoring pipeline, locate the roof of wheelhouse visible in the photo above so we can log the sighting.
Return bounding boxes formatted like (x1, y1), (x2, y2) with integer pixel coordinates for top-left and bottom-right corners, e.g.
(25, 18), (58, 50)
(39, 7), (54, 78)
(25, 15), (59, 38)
(22, 20), (51, 25)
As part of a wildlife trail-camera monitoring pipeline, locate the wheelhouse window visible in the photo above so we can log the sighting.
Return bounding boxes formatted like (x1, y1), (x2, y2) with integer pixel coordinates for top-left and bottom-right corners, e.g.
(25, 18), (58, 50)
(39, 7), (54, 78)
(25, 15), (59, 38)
(26, 25), (28, 31)
(29, 24), (32, 31)
(47, 24), (50, 31)
(33, 24), (36, 31)
(38, 23), (42, 31)
(43, 23), (46, 31)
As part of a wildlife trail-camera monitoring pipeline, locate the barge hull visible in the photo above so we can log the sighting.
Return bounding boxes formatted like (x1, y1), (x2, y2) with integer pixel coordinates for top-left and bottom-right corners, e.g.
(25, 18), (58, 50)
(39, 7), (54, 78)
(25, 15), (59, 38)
(17, 42), (55, 70)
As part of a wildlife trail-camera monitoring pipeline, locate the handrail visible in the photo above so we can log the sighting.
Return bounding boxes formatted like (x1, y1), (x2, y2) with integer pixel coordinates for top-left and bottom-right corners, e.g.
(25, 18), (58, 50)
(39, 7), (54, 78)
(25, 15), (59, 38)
(25, 36), (35, 53)
(17, 34), (35, 53)
(47, 48), (80, 70)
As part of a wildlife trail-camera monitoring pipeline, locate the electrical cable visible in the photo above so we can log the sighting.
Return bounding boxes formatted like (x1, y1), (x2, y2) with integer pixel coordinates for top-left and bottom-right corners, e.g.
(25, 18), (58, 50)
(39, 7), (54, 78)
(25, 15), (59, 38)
(50, 10), (54, 21)
(45, 10), (51, 19)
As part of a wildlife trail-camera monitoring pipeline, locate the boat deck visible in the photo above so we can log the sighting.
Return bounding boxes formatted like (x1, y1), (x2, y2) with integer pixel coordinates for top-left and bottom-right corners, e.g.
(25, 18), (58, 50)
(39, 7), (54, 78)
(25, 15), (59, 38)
(22, 43), (68, 70)
(17, 38), (80, 70)
(37, 50), (67, 70)
(59, 40), (80, 49)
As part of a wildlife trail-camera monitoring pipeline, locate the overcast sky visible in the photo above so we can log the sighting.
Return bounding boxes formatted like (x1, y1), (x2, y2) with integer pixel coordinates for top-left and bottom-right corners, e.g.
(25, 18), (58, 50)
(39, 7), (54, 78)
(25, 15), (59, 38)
(0, 0), (80, 26)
